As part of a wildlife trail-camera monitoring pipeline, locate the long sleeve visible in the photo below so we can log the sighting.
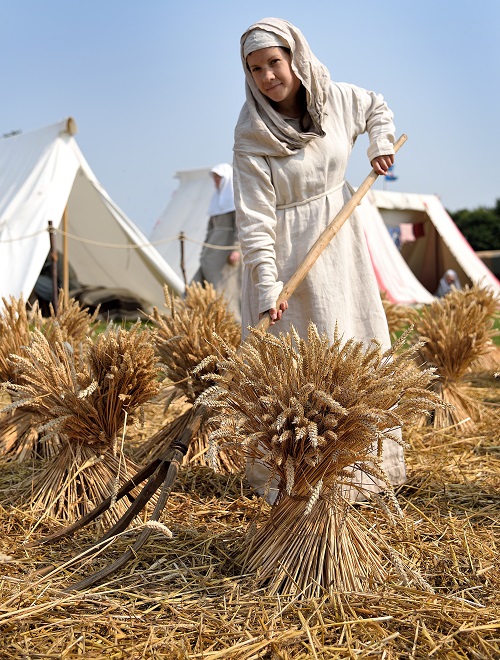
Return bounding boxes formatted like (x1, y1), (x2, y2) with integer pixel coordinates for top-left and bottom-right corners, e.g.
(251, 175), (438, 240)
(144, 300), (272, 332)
(233, 152), (283, 313)
(338, 83), (396, 163)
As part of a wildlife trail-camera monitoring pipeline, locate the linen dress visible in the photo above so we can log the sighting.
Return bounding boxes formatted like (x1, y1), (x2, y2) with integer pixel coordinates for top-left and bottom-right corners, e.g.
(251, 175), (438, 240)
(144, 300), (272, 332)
(191, 210), (242, 321)
(191, 164), (242, 322)
(233, 18), (406, 499)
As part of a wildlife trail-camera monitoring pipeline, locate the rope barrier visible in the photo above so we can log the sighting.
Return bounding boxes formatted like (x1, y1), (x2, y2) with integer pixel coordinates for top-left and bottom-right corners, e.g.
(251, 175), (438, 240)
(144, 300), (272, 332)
(0, 228), (47, 242)
(0, 226), (239, 251)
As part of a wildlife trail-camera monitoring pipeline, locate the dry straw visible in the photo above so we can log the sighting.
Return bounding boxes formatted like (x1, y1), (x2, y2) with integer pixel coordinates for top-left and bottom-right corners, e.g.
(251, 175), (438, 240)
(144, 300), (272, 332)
(411, 284), (499, 432)
(135, 282), (243, 473)
(198, 322), (443, 596)
(5, 321), (161, 527)
(0, 294), (99, 461)
(0, 369), (499, 657)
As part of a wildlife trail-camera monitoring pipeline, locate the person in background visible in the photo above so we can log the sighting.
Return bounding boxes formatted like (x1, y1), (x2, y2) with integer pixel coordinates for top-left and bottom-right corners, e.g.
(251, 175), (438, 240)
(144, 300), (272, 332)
(435, 269), (461, 298)
(31, 250), (79, 316)
(191, 163), (242, 321)
(232, 17), (405, 502)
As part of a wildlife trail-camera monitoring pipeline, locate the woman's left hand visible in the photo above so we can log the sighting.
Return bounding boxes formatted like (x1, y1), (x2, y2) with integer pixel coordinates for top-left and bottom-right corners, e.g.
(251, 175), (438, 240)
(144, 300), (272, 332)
(371, 154), (394, 176)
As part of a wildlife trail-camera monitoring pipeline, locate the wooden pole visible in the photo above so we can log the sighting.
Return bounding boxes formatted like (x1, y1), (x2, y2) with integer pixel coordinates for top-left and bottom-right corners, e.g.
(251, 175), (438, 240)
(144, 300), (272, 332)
(48, 221), (59, 316)
(62, 205), (69, 304)
(179, 232), (187, 287)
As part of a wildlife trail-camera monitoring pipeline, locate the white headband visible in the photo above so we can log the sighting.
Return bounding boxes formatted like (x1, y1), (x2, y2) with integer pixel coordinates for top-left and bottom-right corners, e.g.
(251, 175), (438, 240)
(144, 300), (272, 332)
(243, 28), (289, 59)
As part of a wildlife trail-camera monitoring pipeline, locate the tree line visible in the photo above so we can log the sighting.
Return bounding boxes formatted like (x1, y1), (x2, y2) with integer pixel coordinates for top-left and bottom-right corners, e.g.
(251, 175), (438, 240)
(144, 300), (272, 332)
(449, 199), (500, 252)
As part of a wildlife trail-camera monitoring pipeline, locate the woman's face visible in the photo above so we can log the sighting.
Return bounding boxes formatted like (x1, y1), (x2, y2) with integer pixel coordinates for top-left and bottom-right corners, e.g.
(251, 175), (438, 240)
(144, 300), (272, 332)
(247, 47), (301, 111)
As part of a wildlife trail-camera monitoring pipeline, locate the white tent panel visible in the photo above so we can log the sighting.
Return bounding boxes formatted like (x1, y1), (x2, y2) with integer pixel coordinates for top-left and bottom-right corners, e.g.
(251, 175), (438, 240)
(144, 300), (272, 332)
(0, 121), (80, 305)
(150, 168), (215, 284)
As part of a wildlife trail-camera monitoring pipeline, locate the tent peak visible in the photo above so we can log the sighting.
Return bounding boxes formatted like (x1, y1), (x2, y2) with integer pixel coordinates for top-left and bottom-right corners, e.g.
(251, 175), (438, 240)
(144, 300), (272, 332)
(64, 117), (78, 136)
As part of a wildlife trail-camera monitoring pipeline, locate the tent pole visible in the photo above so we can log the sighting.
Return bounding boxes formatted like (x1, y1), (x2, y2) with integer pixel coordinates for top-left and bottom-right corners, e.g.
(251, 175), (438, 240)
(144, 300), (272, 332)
(62, 205), (69, 304)
(48, 221), (59, 316)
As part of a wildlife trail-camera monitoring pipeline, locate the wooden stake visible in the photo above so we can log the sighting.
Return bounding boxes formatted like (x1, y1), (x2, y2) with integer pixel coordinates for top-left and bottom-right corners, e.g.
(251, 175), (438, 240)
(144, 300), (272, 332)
(62, 206), (69, 304)
(179, 231), (187, 287)
(48, 221), (59, 316)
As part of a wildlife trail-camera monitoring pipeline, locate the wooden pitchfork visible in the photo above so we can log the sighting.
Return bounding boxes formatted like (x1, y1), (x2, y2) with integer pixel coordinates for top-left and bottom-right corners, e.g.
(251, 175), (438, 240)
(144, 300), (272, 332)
(31, 134), (407, 590)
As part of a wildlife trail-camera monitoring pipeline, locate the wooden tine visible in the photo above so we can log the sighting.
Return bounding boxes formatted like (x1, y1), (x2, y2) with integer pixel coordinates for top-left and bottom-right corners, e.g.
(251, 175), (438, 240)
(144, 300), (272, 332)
(27, 457), (163, 547)
(65, 442), (187, 591)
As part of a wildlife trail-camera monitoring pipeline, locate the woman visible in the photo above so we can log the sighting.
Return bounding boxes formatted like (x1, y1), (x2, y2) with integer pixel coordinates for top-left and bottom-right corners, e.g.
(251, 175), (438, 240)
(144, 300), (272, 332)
(233, 17), (405, 500)
(191, 163), (242, 321)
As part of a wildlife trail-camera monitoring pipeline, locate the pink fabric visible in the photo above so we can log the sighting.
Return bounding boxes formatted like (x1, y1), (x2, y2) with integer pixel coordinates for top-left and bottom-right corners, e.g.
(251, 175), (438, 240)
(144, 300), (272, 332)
(399, 223), (415, 244)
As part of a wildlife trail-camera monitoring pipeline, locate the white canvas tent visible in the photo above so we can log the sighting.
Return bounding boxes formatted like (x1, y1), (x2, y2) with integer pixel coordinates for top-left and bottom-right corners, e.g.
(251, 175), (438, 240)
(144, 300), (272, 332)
(0, 118), (184, 312)
(150, 167), (215, 285)
(371, 190), (500, 295)
(151, 168), (435, 305)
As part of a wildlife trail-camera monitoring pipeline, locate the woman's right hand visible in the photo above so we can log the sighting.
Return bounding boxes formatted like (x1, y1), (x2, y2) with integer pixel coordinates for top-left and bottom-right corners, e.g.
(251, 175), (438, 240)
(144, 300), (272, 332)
(227, 250), (241, 265)
(259, 300), (288, 325)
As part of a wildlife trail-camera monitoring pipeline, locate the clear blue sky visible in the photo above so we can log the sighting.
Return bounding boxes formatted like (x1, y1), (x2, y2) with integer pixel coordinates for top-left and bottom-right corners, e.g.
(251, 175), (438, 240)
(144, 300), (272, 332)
(2, 1), (499, 235)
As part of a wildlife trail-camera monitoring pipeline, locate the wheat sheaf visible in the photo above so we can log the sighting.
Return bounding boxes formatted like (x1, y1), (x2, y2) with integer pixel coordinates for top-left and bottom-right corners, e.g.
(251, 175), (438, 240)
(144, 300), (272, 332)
(380, 291), (418, 340)
(444, 283), (500, 373)
(197, 322), (443, 596)
(5, 322), (161, 527)
(0, 294), (99, 461)
(411, 285), (499, 432)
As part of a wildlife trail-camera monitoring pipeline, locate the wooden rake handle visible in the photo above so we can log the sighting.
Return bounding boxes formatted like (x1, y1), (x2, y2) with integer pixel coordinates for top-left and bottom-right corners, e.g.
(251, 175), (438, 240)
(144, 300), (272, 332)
(256, 133), (408, 332)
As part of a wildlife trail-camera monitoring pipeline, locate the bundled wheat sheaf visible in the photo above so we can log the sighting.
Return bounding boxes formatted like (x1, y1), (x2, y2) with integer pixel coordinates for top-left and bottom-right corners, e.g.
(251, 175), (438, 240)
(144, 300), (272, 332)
(41, 290), (100, 351)
(0, 294), (99, 460)
(4, 322), (161, 525)
(380, 291), (418, 339)
(198, 322), (442, 596)
(444, 283), (500, 372)
(412, 285), (499, 431)
(0, 296), (41, 460)
(135, 282), (243, 472)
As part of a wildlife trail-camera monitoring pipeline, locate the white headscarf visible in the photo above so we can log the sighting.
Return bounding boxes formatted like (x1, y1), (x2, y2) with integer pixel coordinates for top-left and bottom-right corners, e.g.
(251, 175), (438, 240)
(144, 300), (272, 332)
(207, 163), (235, 216)
(234, 17), (331, 157)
